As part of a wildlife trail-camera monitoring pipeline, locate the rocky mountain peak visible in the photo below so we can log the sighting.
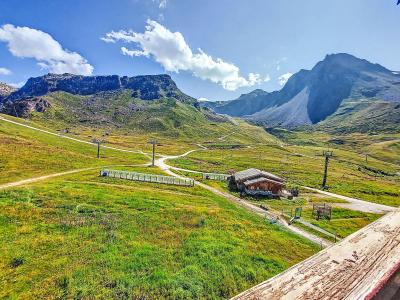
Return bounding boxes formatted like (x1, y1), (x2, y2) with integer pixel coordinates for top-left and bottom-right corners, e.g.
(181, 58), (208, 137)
(204, 53), (400, 128)
(5, 73), (194, 103)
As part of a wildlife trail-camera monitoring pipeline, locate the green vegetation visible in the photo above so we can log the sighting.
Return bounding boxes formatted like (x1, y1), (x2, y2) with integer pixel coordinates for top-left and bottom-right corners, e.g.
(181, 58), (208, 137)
(170, 142), (400, 206)
(0, 170), (318, 299)
(316, 99), (400, 134)
(0, 117), (147, 184)
(0, 92), (399, 298)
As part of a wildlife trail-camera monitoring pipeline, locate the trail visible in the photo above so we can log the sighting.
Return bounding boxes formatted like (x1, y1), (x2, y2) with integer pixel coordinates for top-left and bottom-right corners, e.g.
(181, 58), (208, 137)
(0, 115), (150, 157)
(0, 164), (148, 190)
(0, 115), (344, 245)
(155, 150), (333, 247)
(0, 168), (96, 190)
(302, 186), (396, 213)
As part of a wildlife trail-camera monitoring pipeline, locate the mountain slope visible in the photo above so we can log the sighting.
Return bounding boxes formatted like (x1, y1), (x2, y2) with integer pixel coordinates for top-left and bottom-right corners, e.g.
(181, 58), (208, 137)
(0, 73), (243, 138)
(316, 99), (400, 133)
(204, 53), (400, 130)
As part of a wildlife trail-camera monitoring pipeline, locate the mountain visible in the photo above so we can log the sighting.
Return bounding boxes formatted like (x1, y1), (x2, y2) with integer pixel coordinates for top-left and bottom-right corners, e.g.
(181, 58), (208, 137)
(204, 53), (400, 131)
(5, 73), (195, 103)
(0, 73), (237, 137)
(316, 99), (400, 134)
(0, 83), (16, 101)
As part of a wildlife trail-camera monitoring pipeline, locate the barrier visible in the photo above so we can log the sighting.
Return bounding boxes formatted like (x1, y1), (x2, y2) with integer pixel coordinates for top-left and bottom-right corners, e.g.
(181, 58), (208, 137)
(100, 169), (194, 187)
(202, 172), (230, 181)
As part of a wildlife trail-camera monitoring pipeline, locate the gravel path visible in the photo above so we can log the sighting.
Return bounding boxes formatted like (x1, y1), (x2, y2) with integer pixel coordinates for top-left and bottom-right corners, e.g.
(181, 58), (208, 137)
(0, 168), (97, 190)
(303, 186), (396, 213)
(155, 152), (333, 248)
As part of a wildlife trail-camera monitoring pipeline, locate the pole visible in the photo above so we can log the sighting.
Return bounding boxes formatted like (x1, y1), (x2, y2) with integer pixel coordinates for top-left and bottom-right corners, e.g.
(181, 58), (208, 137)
(97, 141), (100, 159)
(148, 140), (157, 166)
(322, 151), (332, 189)
(322, 155), (329, 188)
(152, 142), (155, 166)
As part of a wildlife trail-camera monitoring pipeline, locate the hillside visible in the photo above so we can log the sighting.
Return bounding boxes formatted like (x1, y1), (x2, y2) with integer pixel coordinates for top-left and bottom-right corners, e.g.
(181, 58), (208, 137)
(0, 114), (319, 299)
(0, 73), (245, 139)
(203, 54), (400, 132)
(316, 99), (400, 134)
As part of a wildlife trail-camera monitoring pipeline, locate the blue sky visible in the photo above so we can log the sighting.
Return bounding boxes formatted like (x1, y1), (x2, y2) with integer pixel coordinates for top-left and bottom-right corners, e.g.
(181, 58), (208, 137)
(0, 0), (399, 101)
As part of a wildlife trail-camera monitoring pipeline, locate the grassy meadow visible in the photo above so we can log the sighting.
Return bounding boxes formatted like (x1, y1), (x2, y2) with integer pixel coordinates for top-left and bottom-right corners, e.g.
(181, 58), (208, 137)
(0, 115), (148, 184)
(0, 170), (319, 299)
(170, 142), (400, 207)
(0, 110), (398, 299)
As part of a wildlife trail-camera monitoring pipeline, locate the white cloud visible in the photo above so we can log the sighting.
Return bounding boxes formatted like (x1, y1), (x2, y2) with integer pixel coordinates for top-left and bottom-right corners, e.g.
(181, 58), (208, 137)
(0, 24), (93, 75)
(197, 97), (209, 102)
(102, 20), (262, 91)
(278, 72), (293, 86)
(264, 74), (271, 82)
(0, 67), (11, 75)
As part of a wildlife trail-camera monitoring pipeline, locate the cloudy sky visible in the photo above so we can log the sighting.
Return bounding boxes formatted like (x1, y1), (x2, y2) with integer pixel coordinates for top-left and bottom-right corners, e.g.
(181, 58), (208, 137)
(0, 0), (399, 100)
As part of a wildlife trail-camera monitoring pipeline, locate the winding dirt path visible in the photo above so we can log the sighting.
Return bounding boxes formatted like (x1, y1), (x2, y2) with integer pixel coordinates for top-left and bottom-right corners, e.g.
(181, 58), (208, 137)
(302, 186), (396, 213)
(0, 115), (149, 157)
(155, 151), (333, 247)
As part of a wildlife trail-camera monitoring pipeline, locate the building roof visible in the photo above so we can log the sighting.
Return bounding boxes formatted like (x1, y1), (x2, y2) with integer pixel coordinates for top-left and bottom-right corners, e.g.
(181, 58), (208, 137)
(234, 168), (283, 183)
(234, 168), (261, 181)
(243, 177), (284, 187)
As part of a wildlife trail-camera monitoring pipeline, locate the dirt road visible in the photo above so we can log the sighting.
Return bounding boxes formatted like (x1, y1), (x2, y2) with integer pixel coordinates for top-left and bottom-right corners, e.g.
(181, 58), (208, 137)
(0, 168), (97, 190)
(155, 152), (333, 247)
(0, 116), (149, 157)
(0, 164), (148, 190)
(303, 186), (396, 213)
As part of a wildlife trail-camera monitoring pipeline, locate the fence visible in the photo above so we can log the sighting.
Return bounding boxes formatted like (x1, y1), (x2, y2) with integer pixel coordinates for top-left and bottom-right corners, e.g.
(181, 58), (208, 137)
(100, 169), (194, 187)
(202, 172), (230, 181)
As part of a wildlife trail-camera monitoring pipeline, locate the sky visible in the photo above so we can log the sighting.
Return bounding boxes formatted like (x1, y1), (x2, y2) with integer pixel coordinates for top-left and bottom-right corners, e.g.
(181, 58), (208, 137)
(0, 0), (399, 101)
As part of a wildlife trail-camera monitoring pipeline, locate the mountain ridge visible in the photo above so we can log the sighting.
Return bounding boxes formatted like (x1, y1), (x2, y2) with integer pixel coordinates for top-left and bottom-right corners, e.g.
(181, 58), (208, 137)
(202, 53), (400, 130)
(3, 73), (196, 104)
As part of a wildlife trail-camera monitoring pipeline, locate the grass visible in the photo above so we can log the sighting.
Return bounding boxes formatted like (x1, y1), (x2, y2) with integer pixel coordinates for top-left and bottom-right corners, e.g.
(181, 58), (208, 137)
(0, 106), (398, 298)
(0, 116), (148, 184)
(169, 143), (400, 207)
(171, 172), (380, 240)
(0, 170), (319, 299)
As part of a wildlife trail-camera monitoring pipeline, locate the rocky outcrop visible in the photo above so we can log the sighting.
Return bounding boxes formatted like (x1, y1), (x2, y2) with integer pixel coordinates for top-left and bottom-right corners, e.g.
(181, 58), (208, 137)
(2, 97), (51, 117)
(0, 82), (16, 101)
(6, 73), (196, 103)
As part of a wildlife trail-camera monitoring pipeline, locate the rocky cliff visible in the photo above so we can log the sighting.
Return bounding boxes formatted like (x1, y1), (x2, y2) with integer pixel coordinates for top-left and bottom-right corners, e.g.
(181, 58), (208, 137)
(5, 73), (195, 103)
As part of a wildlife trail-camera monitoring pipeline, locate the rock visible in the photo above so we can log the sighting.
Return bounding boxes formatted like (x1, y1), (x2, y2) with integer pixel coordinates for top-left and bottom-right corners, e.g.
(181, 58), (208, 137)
(2, 97), (51, 117)
(0, 82), (16, 101)
(6, 73), (196, 103)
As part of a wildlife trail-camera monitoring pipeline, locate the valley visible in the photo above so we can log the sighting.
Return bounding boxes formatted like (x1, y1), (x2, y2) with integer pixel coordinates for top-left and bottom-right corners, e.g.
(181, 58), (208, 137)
(0, 54), (399, 299)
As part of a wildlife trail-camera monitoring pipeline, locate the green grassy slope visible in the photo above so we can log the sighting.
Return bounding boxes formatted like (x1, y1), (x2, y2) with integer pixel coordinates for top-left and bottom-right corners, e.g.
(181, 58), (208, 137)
(27, 91), (240, 139)
(11, 91), (279, 155)
(170, 143), (400, 207)
(316, 99), (400, 134)
(0, 170), (319, 299)
(0, 116), (147, 184)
